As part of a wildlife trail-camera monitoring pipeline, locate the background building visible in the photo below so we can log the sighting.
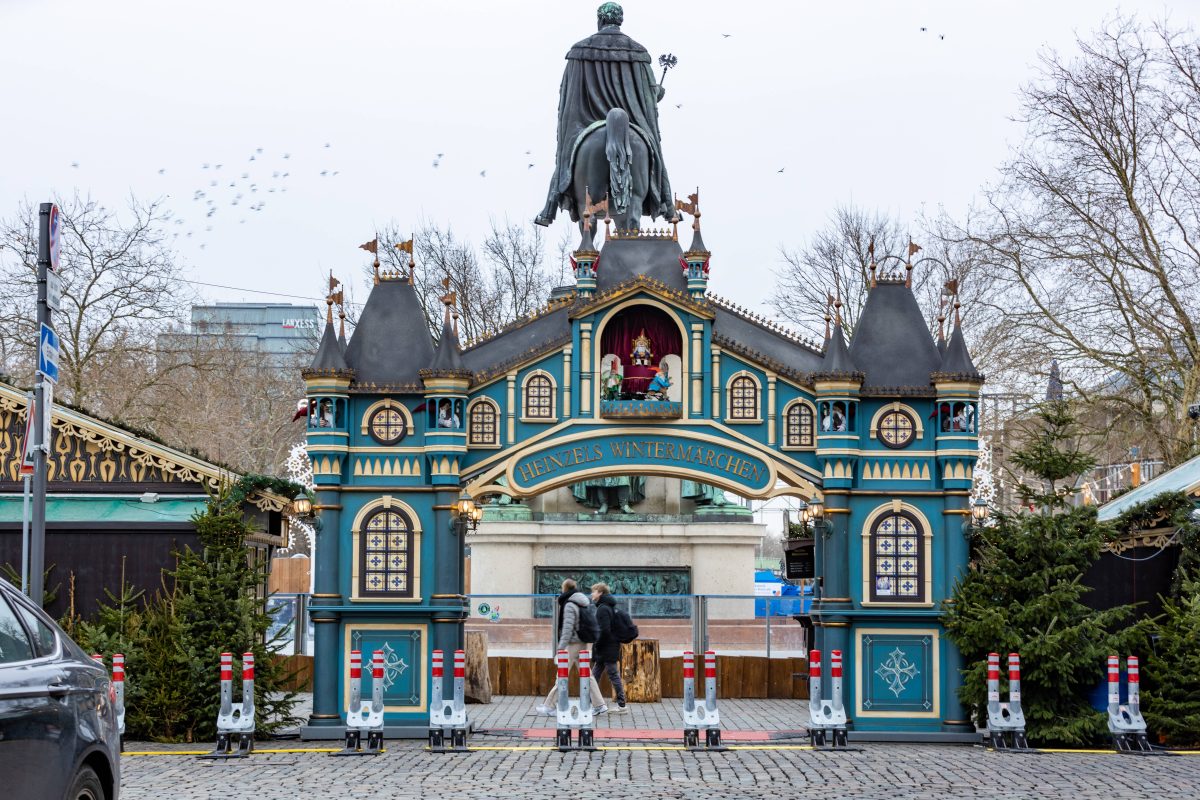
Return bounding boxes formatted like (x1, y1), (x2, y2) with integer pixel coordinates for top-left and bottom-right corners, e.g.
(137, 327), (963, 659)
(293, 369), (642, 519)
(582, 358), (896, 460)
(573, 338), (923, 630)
(158, 302), (320, 368)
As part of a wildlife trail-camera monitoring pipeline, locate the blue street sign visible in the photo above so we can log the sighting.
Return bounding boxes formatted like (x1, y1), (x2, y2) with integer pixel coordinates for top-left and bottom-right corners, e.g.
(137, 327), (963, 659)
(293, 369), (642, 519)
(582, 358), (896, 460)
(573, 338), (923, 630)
(38, 323), (59, 385)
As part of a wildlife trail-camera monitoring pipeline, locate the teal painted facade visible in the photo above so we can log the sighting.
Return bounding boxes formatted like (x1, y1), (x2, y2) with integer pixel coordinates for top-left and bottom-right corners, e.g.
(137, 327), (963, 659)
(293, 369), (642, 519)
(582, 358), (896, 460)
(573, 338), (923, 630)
(300, 233), (982, 738)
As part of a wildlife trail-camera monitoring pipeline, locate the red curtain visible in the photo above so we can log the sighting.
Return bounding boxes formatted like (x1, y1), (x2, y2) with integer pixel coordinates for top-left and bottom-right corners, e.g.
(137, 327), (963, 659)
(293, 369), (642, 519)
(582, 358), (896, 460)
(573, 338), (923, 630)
(599, 306), (682, 365)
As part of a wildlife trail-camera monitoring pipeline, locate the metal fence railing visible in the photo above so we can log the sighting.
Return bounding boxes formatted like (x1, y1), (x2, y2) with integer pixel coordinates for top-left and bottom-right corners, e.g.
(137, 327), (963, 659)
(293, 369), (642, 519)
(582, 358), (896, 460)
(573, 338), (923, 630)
(466, 593), (811, 658)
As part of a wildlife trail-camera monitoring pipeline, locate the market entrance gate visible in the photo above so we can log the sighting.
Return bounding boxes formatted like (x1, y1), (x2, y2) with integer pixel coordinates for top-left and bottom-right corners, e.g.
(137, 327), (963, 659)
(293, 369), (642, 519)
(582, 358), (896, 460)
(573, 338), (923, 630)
(300, 225), (983, 741)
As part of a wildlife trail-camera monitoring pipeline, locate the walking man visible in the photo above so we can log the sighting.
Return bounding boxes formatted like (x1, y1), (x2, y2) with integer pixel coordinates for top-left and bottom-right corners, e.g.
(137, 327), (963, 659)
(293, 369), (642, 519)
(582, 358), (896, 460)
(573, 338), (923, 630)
(590, 582), (628, 713)
(536, 578), (607, 715)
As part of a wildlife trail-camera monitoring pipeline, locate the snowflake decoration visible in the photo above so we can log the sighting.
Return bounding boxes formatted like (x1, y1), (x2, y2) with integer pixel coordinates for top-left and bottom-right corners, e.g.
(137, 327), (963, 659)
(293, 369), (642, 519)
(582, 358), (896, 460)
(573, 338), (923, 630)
(284, 442), (316, 552)
(875, 647), (919, 697)
(970, 435), (997, 516)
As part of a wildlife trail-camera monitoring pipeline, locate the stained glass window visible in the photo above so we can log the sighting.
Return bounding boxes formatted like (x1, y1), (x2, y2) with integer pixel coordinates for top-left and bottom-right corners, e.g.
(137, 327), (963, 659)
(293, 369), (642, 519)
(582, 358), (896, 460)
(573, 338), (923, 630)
(878, 410), (915, 449)
(871, 512), (923, 602)
(785, 402), (815, 448)
(469, 401), (498, 445)
(524, 374), (554, 419)
(729, 375), (759, 420)
(369, 407), (407, 445)
(360, 509), (413, 598)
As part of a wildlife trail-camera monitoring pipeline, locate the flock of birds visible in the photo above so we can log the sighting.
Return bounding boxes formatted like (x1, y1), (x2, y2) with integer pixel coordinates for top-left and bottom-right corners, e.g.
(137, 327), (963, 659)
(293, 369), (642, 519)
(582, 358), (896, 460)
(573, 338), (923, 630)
(59, 28), (950, 255)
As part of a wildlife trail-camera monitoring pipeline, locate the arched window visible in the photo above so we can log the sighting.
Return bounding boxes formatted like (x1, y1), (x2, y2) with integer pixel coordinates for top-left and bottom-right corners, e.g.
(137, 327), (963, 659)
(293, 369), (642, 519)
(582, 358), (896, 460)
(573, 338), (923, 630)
(727, 374), (760, 421)
(468, 399), (499, 446)
(870, 511), (924, 603)
(359, 507), (415, 598)
(784, 401), (815, 448)
(522, 372), (555, 421)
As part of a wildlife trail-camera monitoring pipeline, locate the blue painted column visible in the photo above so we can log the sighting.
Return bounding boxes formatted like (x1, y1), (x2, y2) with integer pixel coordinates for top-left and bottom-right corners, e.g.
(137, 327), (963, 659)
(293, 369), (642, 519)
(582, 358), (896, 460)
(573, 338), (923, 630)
(942, 490), (973, 732)
(820, 491), (852, 711)
(307, 489), (342, 729)
(430, 494), (466, 710)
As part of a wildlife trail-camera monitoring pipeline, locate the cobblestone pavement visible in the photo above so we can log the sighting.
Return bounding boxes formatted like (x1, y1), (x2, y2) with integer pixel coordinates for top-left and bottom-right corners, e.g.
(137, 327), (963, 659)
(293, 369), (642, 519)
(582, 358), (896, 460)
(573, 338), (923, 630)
(121, 697), (1200, 800)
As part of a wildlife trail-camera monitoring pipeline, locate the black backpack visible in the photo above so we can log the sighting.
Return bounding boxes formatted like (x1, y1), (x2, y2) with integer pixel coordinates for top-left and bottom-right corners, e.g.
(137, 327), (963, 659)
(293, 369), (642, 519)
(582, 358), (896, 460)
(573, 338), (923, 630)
(610, 604), (640, 644)
(576, 602), (600, 644)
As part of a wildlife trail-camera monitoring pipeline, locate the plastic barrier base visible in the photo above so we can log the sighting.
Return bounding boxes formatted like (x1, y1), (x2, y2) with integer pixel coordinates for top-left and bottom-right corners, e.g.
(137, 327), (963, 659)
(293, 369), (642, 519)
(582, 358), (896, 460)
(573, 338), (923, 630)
(1113, 733), (1160, 754)
(809, 728), (854, 750)
(200, 732), (253, 759)
(332, 728), (384, 756)
(556, 728), (573, 751)
(988, 731), (1037, 753)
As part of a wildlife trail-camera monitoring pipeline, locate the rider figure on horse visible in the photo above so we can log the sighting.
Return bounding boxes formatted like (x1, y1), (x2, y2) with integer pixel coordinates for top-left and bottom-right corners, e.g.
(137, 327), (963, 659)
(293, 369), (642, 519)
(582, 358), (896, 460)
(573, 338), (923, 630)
(535, 3), (675, 232)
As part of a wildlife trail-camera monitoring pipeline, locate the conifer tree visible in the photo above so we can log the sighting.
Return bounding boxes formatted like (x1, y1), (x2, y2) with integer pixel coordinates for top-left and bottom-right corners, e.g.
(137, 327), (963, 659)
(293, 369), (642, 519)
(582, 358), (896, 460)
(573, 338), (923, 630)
(1142, 579), (1200, 746)
(171, 483), (298, 742)
(943, 401), (1146, 745)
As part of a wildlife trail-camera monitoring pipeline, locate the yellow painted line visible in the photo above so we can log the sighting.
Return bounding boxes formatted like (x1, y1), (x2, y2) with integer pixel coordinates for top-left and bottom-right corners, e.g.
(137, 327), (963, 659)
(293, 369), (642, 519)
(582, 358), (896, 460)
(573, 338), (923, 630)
(124, 748), (346, 757)
(996, 748), (1200, 756)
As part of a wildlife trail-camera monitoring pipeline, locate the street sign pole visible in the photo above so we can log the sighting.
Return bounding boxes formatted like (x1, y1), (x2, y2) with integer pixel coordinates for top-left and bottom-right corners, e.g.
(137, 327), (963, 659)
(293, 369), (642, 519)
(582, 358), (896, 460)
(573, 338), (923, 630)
(28, 202), (56, 605)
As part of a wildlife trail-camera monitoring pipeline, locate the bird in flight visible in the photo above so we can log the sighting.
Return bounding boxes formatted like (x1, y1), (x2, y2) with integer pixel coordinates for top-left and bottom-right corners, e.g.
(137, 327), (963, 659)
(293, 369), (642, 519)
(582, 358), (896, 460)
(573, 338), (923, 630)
(479, 170), (487, 178)
(777, 167), (785, 173)
(71, 162), (79, 168)
(722, 33), (731, 38)
(528, 163), (535, 169)
(283, 153), (291, 159)
(324, 142), (331, 148)
(675, 103), (682, 109)
(158, 168), (166, 174)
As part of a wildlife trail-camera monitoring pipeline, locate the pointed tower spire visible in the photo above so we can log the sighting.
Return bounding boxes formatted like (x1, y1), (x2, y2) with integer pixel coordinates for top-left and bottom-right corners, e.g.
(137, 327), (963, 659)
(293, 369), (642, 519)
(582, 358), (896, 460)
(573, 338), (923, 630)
(1046, 359), (1064, 402)
(424, 283), (470, 375)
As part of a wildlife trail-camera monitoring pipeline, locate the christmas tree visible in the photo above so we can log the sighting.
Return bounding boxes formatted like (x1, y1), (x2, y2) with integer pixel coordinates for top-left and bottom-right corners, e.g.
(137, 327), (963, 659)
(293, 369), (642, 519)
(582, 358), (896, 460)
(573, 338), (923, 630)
(170, 482), (299, 741)
(943, 401), (1146, 745)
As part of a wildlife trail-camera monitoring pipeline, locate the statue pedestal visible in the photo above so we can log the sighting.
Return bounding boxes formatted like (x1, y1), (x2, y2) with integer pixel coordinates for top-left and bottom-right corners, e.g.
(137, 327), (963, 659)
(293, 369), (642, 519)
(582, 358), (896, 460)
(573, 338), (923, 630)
(467, 517), (763, 628)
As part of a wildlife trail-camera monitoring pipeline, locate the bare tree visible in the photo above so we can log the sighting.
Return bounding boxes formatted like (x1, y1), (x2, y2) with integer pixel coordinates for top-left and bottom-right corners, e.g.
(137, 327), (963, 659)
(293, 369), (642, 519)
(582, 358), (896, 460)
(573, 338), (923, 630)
(947, 16), (1200, 467)
(0, 194), (194, 414)
(370, 219), (555, 345)
(771, 205), (903, 338)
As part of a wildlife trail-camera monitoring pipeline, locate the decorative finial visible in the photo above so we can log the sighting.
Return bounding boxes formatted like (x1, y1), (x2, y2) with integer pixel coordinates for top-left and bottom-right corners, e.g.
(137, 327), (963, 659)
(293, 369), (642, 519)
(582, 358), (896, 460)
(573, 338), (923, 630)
(906, 239), (921, 288)
(358, 239), (379, 284)
(834, 284), (843, 327)
(338, 305), (346, 340)
(325, 272), (343, 324)
(943, 278), (962, 327)
(824, 292), (834, 340)
(868, 237), (877, 287)
(937, 296), (947, 342)
(395, 238), (415, 284)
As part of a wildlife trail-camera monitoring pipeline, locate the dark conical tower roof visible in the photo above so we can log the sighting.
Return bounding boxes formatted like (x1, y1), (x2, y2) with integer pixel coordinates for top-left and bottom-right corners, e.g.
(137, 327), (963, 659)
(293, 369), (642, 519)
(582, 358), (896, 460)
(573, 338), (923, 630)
(426, 311), (469, 375)
(937, 322), (982, 379)
(848, 281), (942, 389)
(344, 279), (435, 386)
(816, 322), (860, 378)
(304, 314), (351, 376)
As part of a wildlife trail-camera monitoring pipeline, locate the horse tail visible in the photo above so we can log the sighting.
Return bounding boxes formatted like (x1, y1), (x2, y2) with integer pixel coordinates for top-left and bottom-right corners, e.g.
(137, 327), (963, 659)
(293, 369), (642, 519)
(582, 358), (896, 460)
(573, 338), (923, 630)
(605, 108), (632, 217)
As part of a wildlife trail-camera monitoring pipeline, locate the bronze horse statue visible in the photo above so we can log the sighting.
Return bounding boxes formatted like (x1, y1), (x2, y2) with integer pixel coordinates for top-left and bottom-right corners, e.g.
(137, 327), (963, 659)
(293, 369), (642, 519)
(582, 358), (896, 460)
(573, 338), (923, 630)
(572, 108), (651, 247)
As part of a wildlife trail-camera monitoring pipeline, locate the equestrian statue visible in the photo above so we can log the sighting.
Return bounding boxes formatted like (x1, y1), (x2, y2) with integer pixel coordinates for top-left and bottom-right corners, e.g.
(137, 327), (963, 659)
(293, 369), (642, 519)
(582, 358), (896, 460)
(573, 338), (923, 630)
(535, 3), (676, 244)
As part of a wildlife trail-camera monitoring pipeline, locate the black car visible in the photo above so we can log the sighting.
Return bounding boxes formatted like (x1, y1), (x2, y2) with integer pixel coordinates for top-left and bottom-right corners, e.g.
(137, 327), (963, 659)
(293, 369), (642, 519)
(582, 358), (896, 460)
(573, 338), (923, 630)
(0, 579), (120, 800)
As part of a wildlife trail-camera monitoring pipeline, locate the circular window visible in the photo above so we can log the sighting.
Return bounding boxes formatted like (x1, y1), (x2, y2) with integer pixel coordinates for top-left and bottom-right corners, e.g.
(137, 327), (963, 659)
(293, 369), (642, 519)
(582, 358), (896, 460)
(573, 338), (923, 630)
(369, 407), (407, 445)
(878, 410), (915, 449)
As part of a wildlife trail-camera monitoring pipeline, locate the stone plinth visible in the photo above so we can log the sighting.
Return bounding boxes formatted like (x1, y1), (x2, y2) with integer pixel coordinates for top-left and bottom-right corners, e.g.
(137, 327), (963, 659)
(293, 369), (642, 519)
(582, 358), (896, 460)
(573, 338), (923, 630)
(467, 516), (762, 621)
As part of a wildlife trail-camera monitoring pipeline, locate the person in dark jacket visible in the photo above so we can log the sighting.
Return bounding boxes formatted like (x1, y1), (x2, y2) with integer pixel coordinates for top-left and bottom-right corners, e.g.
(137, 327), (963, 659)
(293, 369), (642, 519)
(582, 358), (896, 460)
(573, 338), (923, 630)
(590, 582), (628, 712)
(535, 578), (605, 715)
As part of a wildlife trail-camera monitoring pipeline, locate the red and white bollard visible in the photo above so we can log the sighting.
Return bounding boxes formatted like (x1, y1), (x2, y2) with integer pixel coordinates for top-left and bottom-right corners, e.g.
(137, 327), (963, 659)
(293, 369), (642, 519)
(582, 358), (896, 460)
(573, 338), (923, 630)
(202, 651), (255, 758)
(577, 651), (596, 750)
(1107, 654), (1150, 752)
(986, 652), (1029, 750)
(428, 648), (468, 752)
(112, 654), (126, 744)
(808, 648), (847, 747)
(338, 650), (384, 756)
(682, 651), (723, 749)
(554, 649), (593, 751)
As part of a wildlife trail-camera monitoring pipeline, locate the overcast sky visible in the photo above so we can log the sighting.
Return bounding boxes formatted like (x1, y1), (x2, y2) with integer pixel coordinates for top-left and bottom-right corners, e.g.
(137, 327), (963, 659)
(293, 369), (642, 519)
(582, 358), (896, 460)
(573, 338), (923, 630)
(0, 0), (1188, 323)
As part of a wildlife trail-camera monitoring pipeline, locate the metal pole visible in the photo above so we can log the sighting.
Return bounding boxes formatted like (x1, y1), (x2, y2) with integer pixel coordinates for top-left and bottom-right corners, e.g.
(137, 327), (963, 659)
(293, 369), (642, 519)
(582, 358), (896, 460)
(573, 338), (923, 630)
(29, 203), (53, 605)
(20, 476), (31, 594)
(765, 610), (772, 660)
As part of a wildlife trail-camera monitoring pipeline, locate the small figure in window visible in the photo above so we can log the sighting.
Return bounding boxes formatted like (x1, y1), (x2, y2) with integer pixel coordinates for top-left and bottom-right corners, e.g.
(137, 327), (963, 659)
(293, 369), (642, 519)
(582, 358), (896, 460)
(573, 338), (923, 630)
(437, 399), (460, 428)
(318, 399), (334, 428)
(952, 403), (969, 432)
(832, 403), (846, 432)
(821, 406), (832, 432)
(602, 356), (623, 400)
(939, 403), (952, 432)
(645, 365), (672, 400)
(630, 330), (654, 367)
